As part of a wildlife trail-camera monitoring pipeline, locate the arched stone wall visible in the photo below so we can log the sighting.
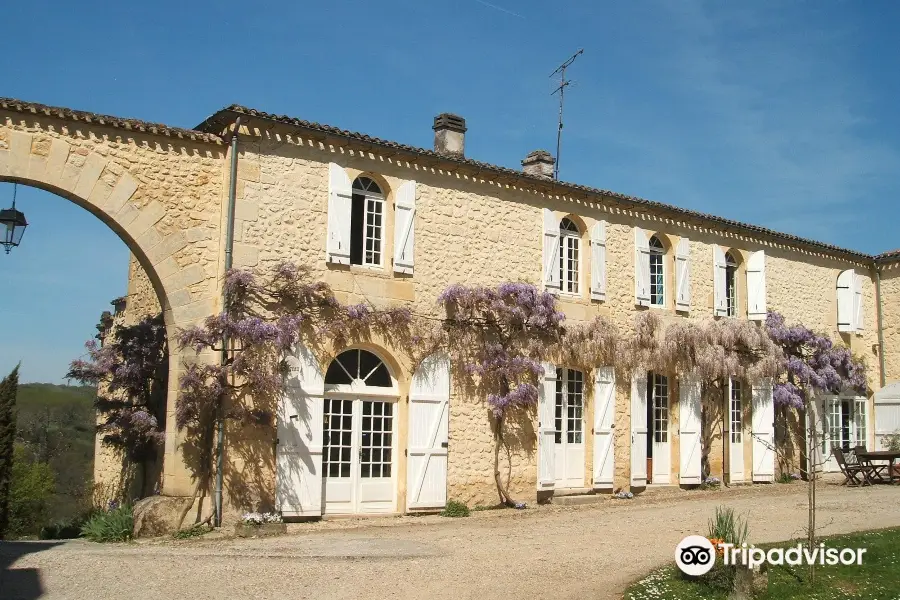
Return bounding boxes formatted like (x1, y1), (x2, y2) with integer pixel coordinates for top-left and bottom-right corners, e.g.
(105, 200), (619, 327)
(0, 106), (228, 496)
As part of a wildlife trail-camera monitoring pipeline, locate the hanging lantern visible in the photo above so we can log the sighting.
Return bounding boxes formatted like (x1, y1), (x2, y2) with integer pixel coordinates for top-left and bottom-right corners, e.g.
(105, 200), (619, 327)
(0, 183), (27, 254)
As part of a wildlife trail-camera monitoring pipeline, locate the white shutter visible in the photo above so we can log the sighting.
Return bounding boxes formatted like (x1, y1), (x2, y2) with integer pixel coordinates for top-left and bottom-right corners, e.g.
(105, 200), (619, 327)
(634, 228), (651, 306)
(393, 180), (416, 274)
(538, 363), (557, 489)
(407, 352), (450, 509)
(853, 272), (864, 333)
(326, 163), (352, 264)
(590, 221), (607, 301)
(751, 377), (775, 482)
(713, 246), (728, 316)
(277, 344), (325, 516)
(675, 237), (691, 311)
(593, 366), (616, 488)
(746, 250), (767, 321)
(679, 374), (702, 484)
(836, 269), (854, 332)
(630, 373), (648, 486)
(542, 209), (561, 291)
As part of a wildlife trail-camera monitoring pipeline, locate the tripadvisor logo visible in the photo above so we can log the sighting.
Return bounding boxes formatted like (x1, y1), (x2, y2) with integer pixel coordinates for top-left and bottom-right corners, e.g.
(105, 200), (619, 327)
(675, 535), (867, 575)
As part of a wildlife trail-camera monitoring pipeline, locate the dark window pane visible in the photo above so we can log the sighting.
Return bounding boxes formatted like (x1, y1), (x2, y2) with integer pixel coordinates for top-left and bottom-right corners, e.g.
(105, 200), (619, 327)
(367, 364), (392, 387)
(383, 463), (391, 478)
(341, 462), (350, 478)
(361, 463), (370, 478)
(350, 193), (365, 265)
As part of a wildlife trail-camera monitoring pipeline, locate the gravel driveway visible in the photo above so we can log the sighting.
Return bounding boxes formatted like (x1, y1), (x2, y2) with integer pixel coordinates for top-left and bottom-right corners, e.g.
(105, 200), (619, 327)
(3, 481), (900, 600)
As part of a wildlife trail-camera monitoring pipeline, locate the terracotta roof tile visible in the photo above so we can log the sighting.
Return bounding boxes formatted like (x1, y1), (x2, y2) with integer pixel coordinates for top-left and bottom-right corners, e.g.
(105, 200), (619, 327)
(199, 105), (881, 262)
(0, 97), (223, 144)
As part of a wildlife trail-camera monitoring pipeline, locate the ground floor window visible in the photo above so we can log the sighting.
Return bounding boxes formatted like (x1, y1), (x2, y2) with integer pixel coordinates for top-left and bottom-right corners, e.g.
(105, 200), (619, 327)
(730, 379), (742, 444)
(823, 396), (868, 454)
(555, 367), (584, 444)
(648, 372), (669, 447)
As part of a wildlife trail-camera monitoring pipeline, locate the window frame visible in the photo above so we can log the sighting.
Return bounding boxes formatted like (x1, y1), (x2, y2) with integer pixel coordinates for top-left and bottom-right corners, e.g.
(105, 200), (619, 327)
(725, 251), (738, 318)
(554, 367), (584, 445)
(350, 176), (385, 269)
(558, 218), (581, 295)
(649, 235), (666, 307)
(650, 372), (669, 443)
(730, 378), (742, 444)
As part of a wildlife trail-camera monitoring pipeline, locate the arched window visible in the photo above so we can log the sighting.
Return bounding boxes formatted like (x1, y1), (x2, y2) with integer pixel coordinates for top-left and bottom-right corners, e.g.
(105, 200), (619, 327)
(559, 218), (580, 294)
(350, 176), (384, 267)
(649, 235), (665, 306)
(325, 348), (393, 388)
(725, 251), (738, 317)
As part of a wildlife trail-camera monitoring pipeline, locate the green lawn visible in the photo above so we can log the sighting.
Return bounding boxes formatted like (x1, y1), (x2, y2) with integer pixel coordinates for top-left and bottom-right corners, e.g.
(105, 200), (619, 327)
(624, 527), (900, 600)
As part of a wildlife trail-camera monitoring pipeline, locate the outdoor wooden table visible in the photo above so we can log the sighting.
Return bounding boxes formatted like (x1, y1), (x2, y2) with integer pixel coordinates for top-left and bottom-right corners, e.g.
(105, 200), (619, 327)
(856, 450), (900, 484)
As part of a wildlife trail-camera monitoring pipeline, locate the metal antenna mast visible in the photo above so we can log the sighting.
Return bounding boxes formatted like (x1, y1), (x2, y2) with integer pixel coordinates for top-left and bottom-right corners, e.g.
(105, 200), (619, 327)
(550, 48), (583, 180)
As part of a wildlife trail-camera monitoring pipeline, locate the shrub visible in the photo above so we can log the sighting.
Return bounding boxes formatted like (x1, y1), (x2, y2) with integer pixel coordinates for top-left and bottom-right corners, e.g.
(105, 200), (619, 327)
(441, 500), (470, 518)
(7, 445), (55, 538)
(883, 431), (900, 452)
(80, 505), (133, 542)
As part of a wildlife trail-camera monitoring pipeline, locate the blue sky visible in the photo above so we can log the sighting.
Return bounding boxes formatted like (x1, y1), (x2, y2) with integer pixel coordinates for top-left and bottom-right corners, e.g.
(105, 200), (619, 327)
(1, 0), (899, 383)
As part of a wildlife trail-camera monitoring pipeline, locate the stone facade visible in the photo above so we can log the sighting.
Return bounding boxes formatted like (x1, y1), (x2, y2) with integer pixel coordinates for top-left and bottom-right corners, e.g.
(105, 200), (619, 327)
(4, 97), (897, 518)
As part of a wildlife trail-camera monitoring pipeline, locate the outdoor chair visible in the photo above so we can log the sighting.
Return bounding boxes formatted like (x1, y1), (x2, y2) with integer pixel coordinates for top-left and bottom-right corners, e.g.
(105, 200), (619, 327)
(834, 446), (874, 486)
(854, 444), (889, 481)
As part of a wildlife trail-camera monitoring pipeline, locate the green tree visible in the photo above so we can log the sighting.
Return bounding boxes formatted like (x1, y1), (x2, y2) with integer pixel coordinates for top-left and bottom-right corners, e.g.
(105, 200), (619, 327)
(7, 444), (55, 538)
(0, 364), (20, 539)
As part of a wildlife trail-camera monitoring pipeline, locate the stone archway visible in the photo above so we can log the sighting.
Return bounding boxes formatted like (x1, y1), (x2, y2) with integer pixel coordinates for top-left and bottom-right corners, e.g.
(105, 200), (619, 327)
(0, 103), (228, 497)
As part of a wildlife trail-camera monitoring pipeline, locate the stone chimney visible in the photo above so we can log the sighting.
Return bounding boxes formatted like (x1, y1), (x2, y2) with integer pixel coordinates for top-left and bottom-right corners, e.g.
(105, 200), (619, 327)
(433, 113), (467, 157)
(522, 150), (555, 179)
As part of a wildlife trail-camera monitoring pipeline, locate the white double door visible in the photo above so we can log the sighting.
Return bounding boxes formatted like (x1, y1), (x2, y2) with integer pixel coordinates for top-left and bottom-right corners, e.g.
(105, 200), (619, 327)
(554, 368), (585, 488)
(323, 397), (396, 514)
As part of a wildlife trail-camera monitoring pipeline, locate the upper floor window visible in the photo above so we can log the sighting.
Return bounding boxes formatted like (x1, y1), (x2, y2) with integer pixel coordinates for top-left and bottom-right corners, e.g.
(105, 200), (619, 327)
(559, 218), (580, 294)
(350, 176), (384, 267)
(725, 251), (737, 317)
(649, 235), (665, 306)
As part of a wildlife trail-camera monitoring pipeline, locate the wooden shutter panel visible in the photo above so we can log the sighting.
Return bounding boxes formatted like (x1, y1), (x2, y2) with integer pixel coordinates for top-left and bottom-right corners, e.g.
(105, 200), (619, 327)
(407, 352), (450, 509)
(751, 378), (775, 482)
(393, 180), (416, 274)
(326, 163), (352, 264)
(630, 373), (648, 486)
(837, 269), (854, 332)
(746, 250), (767, 321)
(276, 344), (325, 516)
(593, 366), (615, 488)
(853, 272), (864, 332)
(542, 209), (561, 291)
(590, 221), (607, 301)
(634, 227), (651, 306)
(713, 246), (728, 316)
(679, 374), (702, 484)
(675, 237), (691, 311)
(537, 363), (557, 489)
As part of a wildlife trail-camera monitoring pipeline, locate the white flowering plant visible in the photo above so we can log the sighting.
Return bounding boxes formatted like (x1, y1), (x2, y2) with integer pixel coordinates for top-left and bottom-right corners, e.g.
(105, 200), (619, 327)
(240, 512), (283, 525)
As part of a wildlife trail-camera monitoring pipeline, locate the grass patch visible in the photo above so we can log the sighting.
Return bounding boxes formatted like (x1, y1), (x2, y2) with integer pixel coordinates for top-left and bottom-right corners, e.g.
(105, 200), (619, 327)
(80, 505), (134, 543)
(173, 524), (211, 540)
(624, 527), (900, 599)
(441, 500), (470, 517)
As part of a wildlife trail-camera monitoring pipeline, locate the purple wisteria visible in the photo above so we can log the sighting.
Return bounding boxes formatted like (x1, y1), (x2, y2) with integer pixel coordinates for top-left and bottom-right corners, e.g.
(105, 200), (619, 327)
(765, 312), (867, 408)
(439, 282), (563, 506)
(67, 314), (168, 461)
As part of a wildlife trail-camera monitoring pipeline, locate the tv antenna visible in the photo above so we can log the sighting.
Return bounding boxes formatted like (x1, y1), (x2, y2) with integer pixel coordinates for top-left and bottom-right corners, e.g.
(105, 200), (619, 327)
(550, 48), (583, 180)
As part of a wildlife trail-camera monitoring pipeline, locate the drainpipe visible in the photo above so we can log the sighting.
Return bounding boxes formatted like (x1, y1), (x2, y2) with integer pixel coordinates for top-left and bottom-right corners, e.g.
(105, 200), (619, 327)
(876, 265), (887, 388)
(215, 116), (241, 527)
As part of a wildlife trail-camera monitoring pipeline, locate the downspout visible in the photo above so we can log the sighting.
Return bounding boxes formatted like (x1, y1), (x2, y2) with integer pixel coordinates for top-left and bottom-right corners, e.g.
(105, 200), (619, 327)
(876, 264), (887, 388)
(216, 116), (241, 527)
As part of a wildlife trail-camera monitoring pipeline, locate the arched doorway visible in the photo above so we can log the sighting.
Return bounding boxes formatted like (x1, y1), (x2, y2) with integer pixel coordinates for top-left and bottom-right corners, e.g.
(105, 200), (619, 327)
(0, 109), (226, 497)
(322, 348), (399, 514)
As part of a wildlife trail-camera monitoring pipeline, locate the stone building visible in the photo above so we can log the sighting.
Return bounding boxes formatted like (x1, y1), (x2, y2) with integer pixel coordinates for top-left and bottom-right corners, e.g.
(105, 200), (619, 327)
(2, 97), (899, 520)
